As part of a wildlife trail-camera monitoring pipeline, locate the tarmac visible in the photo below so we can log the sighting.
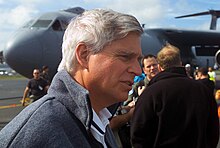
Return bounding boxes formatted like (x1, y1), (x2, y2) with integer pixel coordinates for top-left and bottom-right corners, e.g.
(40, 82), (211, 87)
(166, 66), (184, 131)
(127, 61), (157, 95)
(0, 78), (28, 99)
(0, 78), (28, 129)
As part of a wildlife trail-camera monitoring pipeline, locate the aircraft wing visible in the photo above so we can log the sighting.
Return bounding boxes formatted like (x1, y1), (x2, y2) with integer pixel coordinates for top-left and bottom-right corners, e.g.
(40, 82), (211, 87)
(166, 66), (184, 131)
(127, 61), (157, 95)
(147, 28), (220, 46)
(142, 28), (220, 66)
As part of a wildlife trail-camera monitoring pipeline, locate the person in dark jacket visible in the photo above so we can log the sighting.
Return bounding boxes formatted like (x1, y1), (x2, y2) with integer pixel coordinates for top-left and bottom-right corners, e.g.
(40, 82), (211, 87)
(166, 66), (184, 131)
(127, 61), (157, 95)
(40, 65), (51, 84)
(131, 43), (219, 148)
(0, 9), (143, 148)
(196, 67), (215, 95)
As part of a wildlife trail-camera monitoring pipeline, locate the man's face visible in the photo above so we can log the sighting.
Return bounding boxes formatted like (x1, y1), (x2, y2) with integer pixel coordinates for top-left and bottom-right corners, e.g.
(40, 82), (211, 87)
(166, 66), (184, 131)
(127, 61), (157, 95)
(196, 72), (202, 79)
(33, 69), (40, 79)
(185, 67), (191, 72)
(143, 57), (159, 80)
(85, 33), (142, 105)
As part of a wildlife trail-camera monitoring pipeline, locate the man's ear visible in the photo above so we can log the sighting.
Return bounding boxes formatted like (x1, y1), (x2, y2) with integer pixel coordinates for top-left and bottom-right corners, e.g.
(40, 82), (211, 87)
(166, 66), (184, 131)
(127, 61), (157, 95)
(158, 65), (164, 72)
(75, 43), (89, 69)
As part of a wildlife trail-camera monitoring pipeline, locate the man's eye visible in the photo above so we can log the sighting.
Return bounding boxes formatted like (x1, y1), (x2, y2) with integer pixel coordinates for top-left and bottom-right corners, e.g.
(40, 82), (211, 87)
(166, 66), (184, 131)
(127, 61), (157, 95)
(120, 55), (130, 60)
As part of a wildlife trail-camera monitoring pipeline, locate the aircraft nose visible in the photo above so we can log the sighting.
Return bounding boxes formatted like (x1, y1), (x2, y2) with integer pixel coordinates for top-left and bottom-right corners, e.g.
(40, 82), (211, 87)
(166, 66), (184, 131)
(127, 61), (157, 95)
(3, 31), (42, 78)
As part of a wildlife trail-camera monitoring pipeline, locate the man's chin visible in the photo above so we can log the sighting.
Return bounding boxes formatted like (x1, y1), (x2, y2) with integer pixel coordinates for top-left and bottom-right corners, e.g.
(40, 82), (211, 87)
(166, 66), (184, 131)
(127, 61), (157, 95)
(117, 95), (128, 102)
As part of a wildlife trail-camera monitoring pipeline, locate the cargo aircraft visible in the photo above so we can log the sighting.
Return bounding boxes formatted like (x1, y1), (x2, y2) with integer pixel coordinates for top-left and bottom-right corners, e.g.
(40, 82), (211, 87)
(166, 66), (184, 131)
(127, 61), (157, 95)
(2, 7), (220, 79)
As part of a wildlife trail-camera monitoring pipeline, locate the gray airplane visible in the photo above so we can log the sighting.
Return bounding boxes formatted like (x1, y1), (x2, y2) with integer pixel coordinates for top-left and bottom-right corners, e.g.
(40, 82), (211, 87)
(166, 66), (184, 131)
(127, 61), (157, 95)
(3, 7), (220, 79)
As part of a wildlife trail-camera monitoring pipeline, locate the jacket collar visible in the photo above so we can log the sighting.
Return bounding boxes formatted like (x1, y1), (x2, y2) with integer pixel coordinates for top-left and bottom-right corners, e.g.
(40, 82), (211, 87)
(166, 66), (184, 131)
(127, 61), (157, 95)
(48, 70), (92, 130)
(148, 67), (188, 86)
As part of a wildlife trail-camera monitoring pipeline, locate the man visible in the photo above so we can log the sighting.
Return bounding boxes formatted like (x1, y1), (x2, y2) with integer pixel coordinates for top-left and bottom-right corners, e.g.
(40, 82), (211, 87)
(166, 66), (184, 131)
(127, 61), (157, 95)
(21, 68), (49, 106)
(131, 44), (219, 148)
(196, 67), (215, 95)
(128, 54), (160, 102)
(0, 9), (143, 147)
(185, 63), (193, 79)
(208, 67), (216, 83)
(40, 65), (51, 84)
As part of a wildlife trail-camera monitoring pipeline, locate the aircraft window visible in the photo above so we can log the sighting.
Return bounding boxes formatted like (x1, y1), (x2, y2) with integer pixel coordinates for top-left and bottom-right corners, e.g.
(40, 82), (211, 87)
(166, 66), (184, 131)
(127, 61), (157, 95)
(60, 20), (69, 30)
(52, 20), (62, 31)
(194, 46), (220, 56)
(32, 20), (52, 28)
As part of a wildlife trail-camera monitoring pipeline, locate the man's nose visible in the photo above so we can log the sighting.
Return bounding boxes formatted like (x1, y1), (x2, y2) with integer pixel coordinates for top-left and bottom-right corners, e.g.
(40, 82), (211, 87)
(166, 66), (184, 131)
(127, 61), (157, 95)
(132, 62), (142, 76)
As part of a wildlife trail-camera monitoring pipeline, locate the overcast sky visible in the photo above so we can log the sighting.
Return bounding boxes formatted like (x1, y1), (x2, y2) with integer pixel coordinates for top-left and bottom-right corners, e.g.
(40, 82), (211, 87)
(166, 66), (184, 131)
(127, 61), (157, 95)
(0, 0), (220, 51)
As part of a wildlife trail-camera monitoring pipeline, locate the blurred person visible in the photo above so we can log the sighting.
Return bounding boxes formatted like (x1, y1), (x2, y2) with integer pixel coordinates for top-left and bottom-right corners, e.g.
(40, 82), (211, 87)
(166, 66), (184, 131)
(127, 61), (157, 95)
(40, 65), (51, 84)
(131, 43), (219, 148)
(214, 63), (218, 70)
(133, 72), (146, 84)
(21, 68), (49, 106)
(193, 66), (199, 78)
(196, 67), (215, 95)
(208, 67), (216, 82)
(185, 63), (193, 79)
(0, 9), (143, 147)
(215, 89), (220, 119)
(215, 89), (220, 100)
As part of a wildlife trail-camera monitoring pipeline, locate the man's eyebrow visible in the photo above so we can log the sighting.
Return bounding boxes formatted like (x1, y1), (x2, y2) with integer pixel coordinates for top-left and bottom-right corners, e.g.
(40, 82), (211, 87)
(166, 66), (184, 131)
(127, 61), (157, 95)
(114, 50), (143, 61)
(116, 50), (131, 54)
(116, 50), (142, 56)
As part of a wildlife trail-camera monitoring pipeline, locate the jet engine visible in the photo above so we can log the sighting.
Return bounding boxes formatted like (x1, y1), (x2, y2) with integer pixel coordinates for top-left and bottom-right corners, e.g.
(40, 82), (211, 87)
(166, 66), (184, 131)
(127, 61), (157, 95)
(215, 49), (220, 66)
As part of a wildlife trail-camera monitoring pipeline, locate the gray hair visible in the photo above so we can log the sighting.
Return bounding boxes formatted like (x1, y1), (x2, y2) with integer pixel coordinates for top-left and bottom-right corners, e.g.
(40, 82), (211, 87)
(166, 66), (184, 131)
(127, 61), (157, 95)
(58, 8), (143, 72)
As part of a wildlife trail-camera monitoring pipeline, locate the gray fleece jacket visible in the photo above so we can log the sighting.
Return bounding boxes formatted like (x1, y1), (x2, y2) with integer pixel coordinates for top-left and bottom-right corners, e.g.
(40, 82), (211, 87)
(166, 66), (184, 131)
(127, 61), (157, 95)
(0, 70), (117, 148)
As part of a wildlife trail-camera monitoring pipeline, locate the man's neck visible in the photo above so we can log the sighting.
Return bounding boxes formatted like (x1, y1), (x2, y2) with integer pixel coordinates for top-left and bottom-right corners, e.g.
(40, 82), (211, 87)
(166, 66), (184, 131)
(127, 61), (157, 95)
(147, 76), (151, 81)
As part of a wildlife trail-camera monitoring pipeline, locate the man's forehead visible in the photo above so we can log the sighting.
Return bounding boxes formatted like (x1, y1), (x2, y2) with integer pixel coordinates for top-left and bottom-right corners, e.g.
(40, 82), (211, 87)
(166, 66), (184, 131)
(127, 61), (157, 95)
(33, 70), (39, 72)
(117, 49), (139, 54)
(115, 48), (142, 56)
